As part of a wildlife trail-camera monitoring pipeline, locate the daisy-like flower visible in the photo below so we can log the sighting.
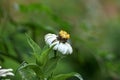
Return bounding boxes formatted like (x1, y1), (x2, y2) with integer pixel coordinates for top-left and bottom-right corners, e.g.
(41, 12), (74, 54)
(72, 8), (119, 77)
(0, 66), (14, 77)
(45, 30), (73, 54)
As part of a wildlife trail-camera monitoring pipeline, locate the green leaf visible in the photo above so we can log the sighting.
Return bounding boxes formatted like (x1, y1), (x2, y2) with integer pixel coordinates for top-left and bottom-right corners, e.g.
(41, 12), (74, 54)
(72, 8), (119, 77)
(49, 14), (71, 31)
(19, 3), (71, 31)
(51, 72), (83, 80)
(19, 68), (39, 80)
(19, 3), (51, 13)
(26, 34), (41, 57)
(36, 45), (54, 66)
(43, 56), (61, 77)
(18, 63), (43, 77)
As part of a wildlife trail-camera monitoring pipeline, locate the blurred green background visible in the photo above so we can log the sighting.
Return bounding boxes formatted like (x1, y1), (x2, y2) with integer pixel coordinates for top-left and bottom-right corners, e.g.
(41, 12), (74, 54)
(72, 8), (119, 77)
(0, 0), (120, 80)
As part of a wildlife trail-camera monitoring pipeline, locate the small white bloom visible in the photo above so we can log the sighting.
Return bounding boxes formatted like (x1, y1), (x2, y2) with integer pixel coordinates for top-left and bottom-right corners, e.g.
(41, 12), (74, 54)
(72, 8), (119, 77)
(74, 73), (83, 80)
(45, 30), (73, 54)
(0, 66), (14, 77)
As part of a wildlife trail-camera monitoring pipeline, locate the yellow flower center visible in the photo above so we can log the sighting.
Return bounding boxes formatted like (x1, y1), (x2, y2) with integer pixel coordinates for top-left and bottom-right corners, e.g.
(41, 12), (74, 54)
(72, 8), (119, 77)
(59, 30), (70, 39)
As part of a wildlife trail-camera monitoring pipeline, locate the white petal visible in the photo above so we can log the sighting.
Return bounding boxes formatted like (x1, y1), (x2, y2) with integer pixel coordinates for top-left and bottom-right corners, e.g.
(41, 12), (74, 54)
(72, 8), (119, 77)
(44, 33), (57, 45)
(45, 34), (56, 42)
(57, 43), (64, 53)
(65, 43), (73, 54)
(62, 44), (68, 54)
(4, 72), (14, 76)
(45, 35), (56, 42)
(0, 69), (13, 74)
(45, 33), (57, 41)
(46, 37), (56, 45)
(58, 43), (68, 54)
(50, 41), (59, 50)
(0, 72), (14, 77)
(0, 68), (14, 77)
(0, 74), (7, 77)
(53, 42), (73, 54)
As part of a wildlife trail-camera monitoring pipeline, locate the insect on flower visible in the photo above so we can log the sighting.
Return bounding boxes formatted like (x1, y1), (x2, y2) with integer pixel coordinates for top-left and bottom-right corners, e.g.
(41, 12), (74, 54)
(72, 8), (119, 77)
(45, 30), (73, 54)
(0, 66), (14, 77)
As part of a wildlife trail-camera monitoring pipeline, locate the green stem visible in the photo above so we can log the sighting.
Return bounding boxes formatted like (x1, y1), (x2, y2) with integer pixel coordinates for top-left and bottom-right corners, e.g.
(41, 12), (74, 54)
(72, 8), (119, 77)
(54, 50), (57, 58)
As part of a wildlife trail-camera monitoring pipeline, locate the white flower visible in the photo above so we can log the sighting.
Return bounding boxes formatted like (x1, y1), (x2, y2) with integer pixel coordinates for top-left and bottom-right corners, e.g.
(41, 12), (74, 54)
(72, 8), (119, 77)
(45, 30), (73, 54)
(74, 73), (83, 80)
(0, 66), (14, 77)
